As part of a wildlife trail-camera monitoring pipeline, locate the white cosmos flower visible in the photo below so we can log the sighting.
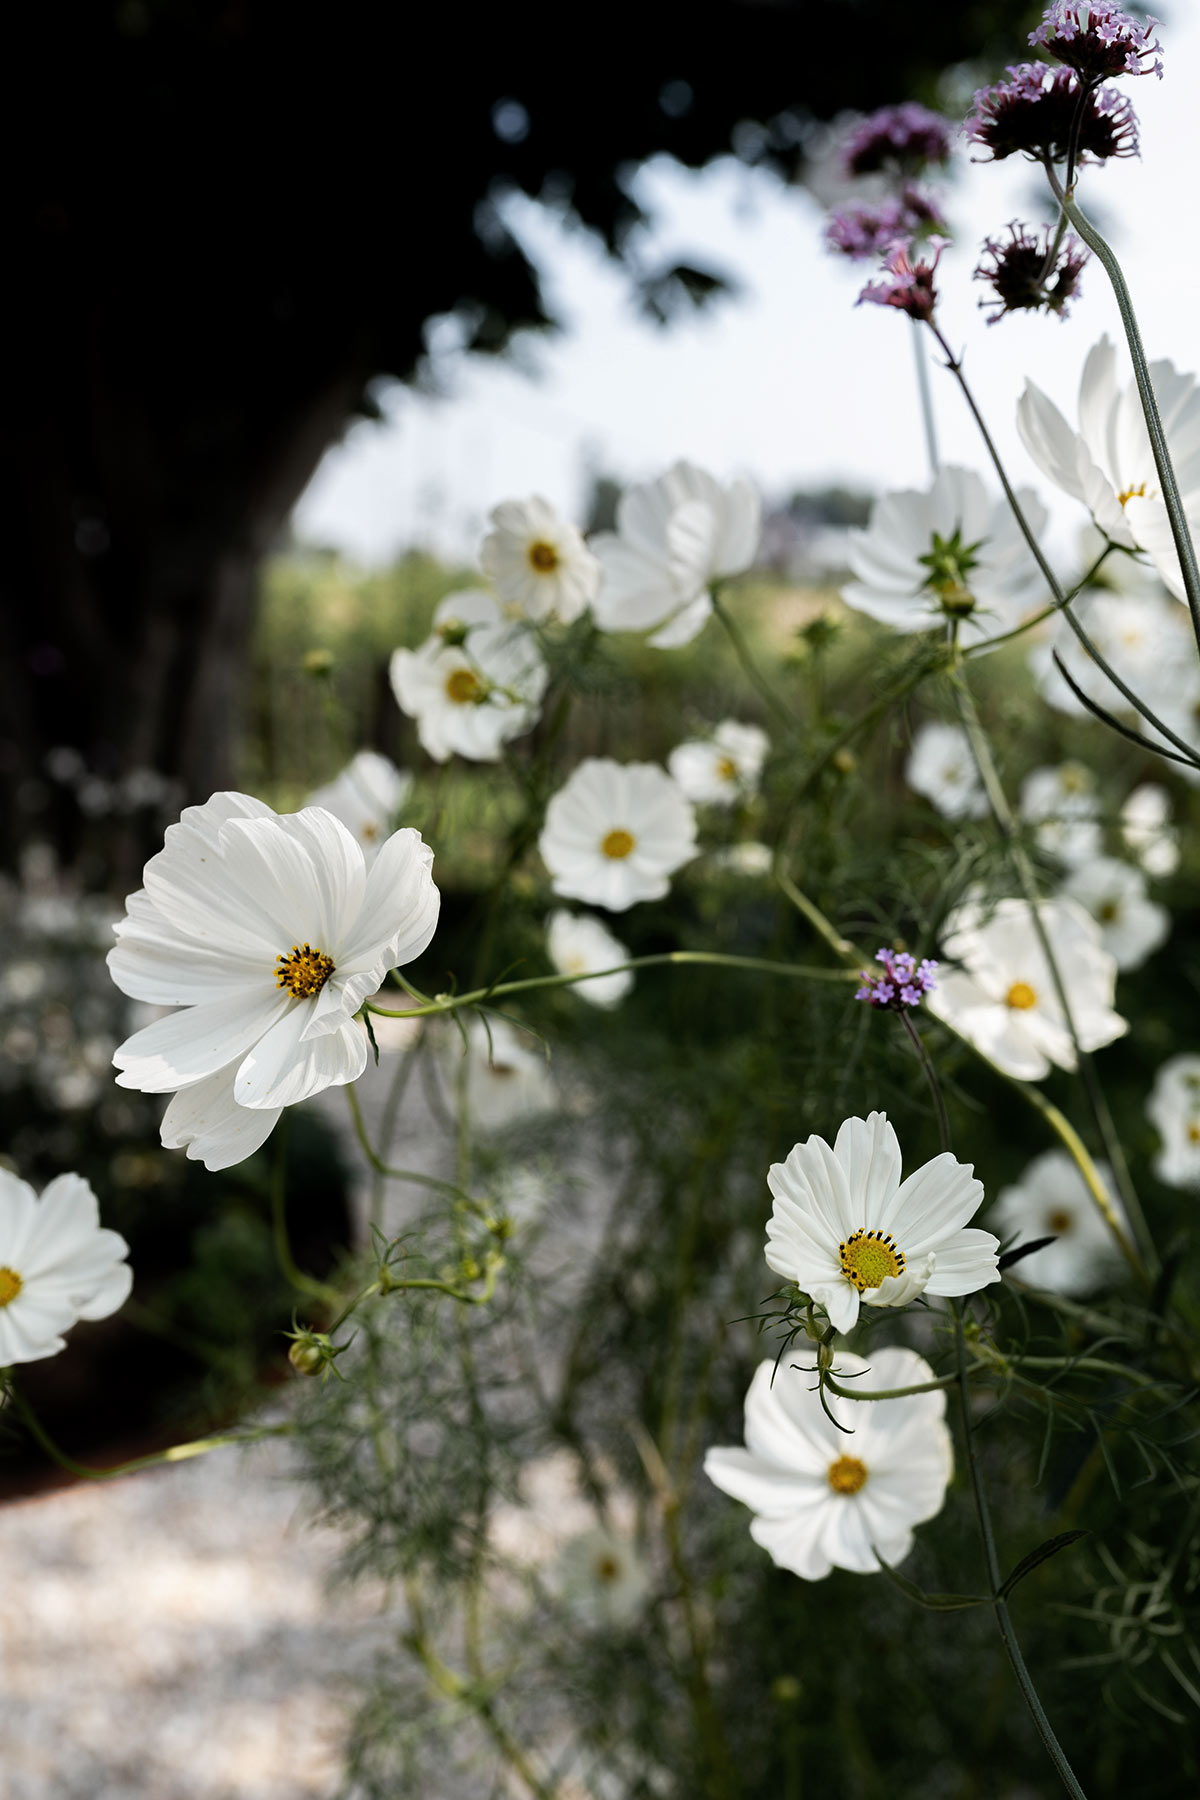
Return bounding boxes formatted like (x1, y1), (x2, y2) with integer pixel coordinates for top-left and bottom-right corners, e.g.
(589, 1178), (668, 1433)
(539, 759), (698, 912)
(1121, 784), (1180, 877)
(906, 721), (988, 820)
(764, 1110), (998, 1334)
(304, 751), (411, 864)
(0, 1169), (131, 1364)
(1019, 763), (1103, 868)
(1147, 1054), (1200, 1188)
(708, 840), (773, 877)
(667, 719), (769, 806)
(991, 1149), (1123, 1296)
(479, 495), (600, 623)
(1029, 580), (1195, 722)
(1017, 335), (1200, 602)
(927, 896), (1127, 1081)
(704, 1345), (953, 1581)
(557, 1526), (651, 1628)
(842, 466), (1047, 650)
(1059, 854), (1170, 970)
(546, 910), (633, 1009)
(591, 461), (761, 648)
(388, 589), (548, 763)
(108, 792), (440, 1171)
(456, 1016), (557, 1133)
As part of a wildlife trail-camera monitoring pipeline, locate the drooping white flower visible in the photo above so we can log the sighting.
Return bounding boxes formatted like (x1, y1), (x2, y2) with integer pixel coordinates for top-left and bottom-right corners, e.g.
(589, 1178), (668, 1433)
(108, 792), (440, 1170)
(590, 461), (761, 648)
(304, 751), (412, 864)
(546, 910), (633, 1009)
(539, 759), (698, 912)
(1059, 854), (1170, 970)
(478, 495), (600, 624)
(667, 719), (769, 806)
(841, 465), (1047, 649)
(1121, 783), (1180, 877)
(991, 1149), (1123, 1296)
(388, 590), (548, 763)
(1147, 1054), (1200, 1188)
(1019, 763), (1103, 867)
(704, 1344), (953, 1581)
(0, 1169), (131, 1364)
(765, 1110), (999, 1334)
(1016, 335), (1200, 602)
(906, 721), (989, 820)
(927, 895), (1127, 1080)
(557, 1526), (651, 1628)
(455, 1016), (557, 1133)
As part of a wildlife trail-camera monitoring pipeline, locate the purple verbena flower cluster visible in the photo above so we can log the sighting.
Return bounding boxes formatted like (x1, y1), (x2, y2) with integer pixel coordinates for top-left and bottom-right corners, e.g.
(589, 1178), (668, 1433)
(841, 102), (953, 177)
(966, 61), (1140, 163)
(856, 948), (939, 1011)
(974, 221), (1088, 323)
(857, 240), (945, 324)
(825, 186), (946, 261)
(1029, 3), (1162, 82)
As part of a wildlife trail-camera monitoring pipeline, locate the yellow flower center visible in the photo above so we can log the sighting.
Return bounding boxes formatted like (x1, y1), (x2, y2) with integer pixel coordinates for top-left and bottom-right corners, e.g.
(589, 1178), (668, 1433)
(445, 667), (483, 705)
(594, 1554), (621, 1583)
(827, 1455), (869, 1496)
(1006, 981), (1037, 1011)
(275, 943), (336, 999)
(716, 755), (739, 783)
(1118, 482), (1148, 507)
(527, 539), (559, 574)
(839, 1228), (904, 1293)
(602, 829), (636, 860)
(1188, 1122), (1200, 1144)
(1047, 1208), (1073, 1235)
(361, 822), (379, 842)
(1097, 900), (1118, 923)
(0, 1266), (22, 1307)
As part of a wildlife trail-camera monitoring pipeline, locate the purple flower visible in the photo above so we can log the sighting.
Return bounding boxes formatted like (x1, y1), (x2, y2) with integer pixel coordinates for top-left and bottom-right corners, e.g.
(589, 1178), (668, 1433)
(966, 62), (1140, 163)
(1029, 4), (1162, 82)
(825, 186), (947, 261)
(974, 222), (1088, 323)
(841, 103), (954, 177)
(856, 949), (939, 1011)
(857, 239), (945, 324)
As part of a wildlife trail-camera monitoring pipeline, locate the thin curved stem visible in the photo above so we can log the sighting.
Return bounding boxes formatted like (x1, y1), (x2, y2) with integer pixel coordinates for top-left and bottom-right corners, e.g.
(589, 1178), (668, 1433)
(8, 1384), (292, 1483)
(710, 587), (800, 736)
(911, 314), (940, 478)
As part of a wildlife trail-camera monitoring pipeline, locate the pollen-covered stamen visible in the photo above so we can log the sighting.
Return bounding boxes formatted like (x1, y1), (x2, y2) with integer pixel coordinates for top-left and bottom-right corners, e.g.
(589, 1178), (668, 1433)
(1006, 981), (1038, 1010)
(839, 1228), (905, 1293)
(1118, 481), (1149, 507)
(0, 1266), (23, 1306)
(527, 539), (560, 573)
(602, 828), (636, 860)
(275, 943), (336, 999)
(827, 1454), (869, 1495)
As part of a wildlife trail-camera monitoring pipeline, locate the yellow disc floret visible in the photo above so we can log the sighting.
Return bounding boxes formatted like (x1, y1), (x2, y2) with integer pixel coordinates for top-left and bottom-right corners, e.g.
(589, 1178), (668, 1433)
(602, 829), (636, 860)
(827, 1454), (869, 1495)
(839, 1228), (904, 1293)
(0, 1266), (23, 1307)
(445, 667), (483, 705)
(1118, 482), (1148, 507)
(1006, 981), (1037, 1010)
(527, 539), (560, 573)
(717, 756), (739, 784)
(275, 943), (336, 999)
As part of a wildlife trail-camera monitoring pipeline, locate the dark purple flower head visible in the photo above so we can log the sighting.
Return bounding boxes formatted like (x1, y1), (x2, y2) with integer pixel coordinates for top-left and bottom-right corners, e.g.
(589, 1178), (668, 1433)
(966, 61), (1139, 163)
(1029, 3), (1162, 82)
(856, 949), (939, 1012)
(857, 239), (945, 324)
(974, 222), (1088, 323)
(841, 102), (954, 177)
(825, 186), (947, 261)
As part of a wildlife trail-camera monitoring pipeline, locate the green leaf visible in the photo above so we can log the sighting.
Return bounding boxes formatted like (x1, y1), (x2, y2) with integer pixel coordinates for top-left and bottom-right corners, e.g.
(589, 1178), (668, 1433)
(873, 1552), (990, 1612)
(997, 1530), (1088, 1601)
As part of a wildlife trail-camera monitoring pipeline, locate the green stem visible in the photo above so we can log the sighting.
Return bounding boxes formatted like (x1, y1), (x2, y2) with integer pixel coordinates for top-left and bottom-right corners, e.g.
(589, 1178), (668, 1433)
(824, 1370), (959, 1402)
(899, 1008), (951, 1155)
(344, 1079), (476, 1200)
(8, 1384), (291, 1482)
(774, 872), (856, 962)
(710, 587), (800, 736)
(911, 314), (940, 478)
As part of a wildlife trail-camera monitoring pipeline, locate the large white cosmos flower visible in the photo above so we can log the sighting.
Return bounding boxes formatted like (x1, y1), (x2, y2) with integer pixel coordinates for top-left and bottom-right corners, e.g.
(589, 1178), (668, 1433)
(927, 896), (1127, 1081)
(1147, 1054), (1200, 1189)
(704, 1345), (953, 1580)
(765, 1111), (999, 1334)
(539, 759), (698, 911)
(546, 910), (633, 1009)
(0, 1169), (131, 1364)
(591, 461), (761, 648)
(991, 1149), (1123, 1297)
(667, 719), (769, 806)
(479, 495), (600, 623)
(305, 750), (411, 864)
(109, 792), (440, 1170)
(1017, 335), (1200, 602)
(389, 590), (548, 763)
(842, 465), (1047, 649)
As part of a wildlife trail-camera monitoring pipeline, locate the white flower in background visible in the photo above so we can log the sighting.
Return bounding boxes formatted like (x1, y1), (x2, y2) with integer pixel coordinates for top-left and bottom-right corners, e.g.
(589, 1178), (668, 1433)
(479, 495), (601, 624)
(841, 466), (1047, 650)
(546, 910), (633, 1009)
(667, 719), (769, 806)
(1017, 335), (1200, 603)
(906, 721), (988, 820)
(709, 840), (773, 877)
(991, 1149), (1123, 1296)
(557, 1526), (651, 1628)
(539, 759), (698, 912)
(928, 896), (1127, 1081)
(0, 1169), (132, 1364)
(591, 461), (761, 648)
(108, 792), (440, 1171)
(1029, 581), (1194, 722)
(1121, 784), (1180, 877)
(456, 1016), (557, 1133)
(1147, 1055), (1200, 1188)
(388, 590), (548, 763)
(305, 751), (411, 863)
(765, 1111), (998, 1334)
(1019, 763), (1103, 867)
(704, 1345), (953, 1581)
(1060, 854), (1170, 970)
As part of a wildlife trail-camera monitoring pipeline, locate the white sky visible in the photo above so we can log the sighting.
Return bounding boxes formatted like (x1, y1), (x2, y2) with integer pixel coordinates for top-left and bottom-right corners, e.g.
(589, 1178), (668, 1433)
(293, 12), (1200, 567)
